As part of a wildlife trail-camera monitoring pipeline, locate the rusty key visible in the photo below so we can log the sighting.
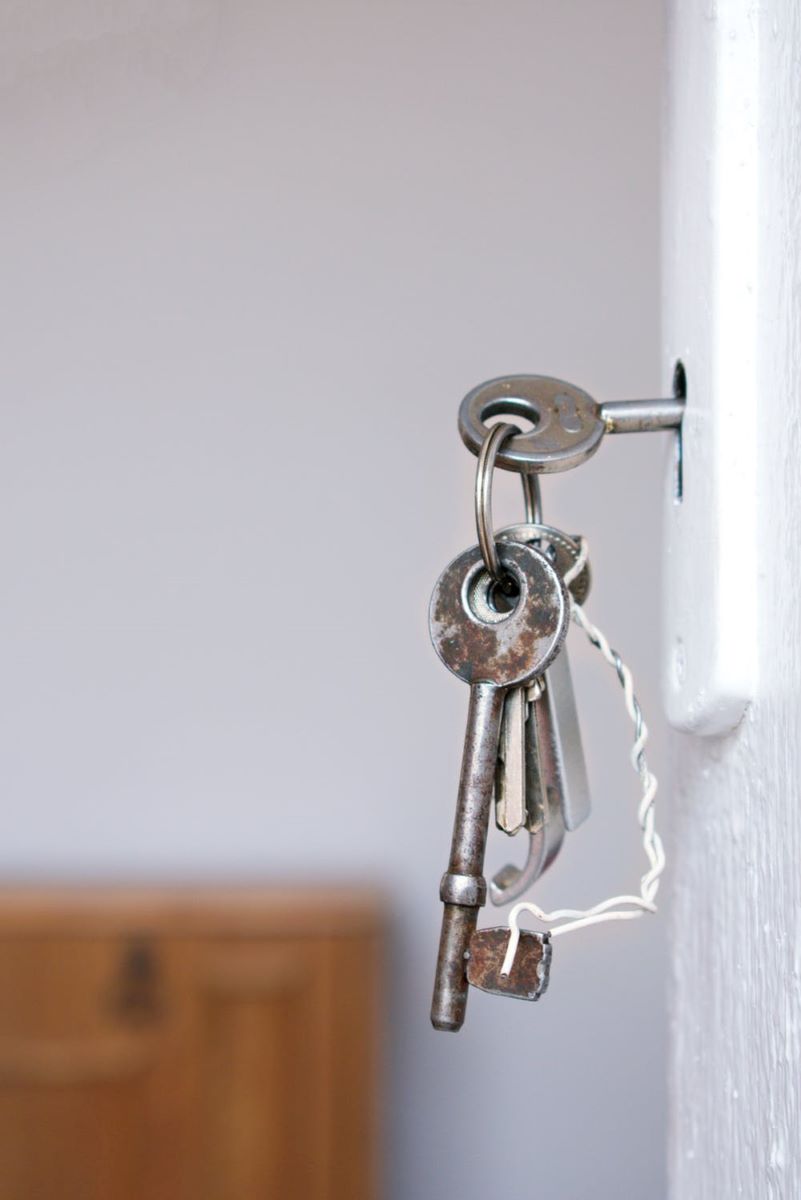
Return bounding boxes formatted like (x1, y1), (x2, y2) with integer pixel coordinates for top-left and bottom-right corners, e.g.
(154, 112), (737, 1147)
(428, 540), (568, 1031)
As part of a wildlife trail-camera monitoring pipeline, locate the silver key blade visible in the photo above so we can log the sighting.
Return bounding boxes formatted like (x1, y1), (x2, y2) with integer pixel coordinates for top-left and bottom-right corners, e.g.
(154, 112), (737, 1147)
(489, 645), (589, 905)
(537, 648), (590, 832)
(495, 687), (526, 834)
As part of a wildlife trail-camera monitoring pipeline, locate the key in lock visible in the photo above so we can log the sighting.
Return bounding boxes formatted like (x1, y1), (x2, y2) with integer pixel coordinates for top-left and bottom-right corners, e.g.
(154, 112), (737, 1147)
(428, 539), (568, 1032)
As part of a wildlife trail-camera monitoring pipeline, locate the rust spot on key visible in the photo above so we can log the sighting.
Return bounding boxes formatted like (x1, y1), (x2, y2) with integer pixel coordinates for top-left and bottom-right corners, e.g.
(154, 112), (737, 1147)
(429, 543), (567, 687)
(466, 927), (551, 1001)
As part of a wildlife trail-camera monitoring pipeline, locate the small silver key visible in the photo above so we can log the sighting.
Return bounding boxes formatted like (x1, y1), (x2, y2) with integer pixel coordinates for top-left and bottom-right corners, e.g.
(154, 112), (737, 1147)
(428, 539), (568, 1032)
(491, 673), (569, 902)
(531, 647), (589, 833)
(495, 687), (527, 834)
(490, 523), (592, 905)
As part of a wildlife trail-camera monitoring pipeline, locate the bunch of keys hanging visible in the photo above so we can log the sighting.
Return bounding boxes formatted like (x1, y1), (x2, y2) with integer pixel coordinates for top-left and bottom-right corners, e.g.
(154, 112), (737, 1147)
(429, 373), (684, 1032)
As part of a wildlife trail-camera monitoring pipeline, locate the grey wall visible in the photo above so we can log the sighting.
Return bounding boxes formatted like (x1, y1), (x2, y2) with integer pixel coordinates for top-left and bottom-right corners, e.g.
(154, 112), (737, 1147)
(0, 3), (667, 1196)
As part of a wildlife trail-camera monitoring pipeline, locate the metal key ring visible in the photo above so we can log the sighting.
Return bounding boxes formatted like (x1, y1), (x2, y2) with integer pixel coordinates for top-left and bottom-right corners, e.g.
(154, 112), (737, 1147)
(521, 472), (542, 524)
(476, 425), (543, 584)
(475, 423), (516, 584)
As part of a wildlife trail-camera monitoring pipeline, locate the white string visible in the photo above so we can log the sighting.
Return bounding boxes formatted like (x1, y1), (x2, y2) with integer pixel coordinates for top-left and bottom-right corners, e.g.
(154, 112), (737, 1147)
(500, 537), (665, 978)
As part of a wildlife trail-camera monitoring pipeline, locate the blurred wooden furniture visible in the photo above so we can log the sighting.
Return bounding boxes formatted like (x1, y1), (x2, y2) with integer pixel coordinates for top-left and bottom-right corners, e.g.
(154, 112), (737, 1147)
(0, 886), (383, 1200)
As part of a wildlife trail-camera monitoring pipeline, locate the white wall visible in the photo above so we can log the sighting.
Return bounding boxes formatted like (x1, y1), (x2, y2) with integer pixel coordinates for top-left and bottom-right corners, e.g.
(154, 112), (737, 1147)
(0, 3), (667, 1196)
(666, 2), (801, 1195)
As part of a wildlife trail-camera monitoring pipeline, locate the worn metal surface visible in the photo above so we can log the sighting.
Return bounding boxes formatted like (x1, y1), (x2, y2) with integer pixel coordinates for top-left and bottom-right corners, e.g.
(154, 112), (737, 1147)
(495, 687), (526, 834)
(520, 471), (542, 524)
(439, 872), (486, 907)
(431, 682), (504, 1032)
(429, 542), (568, 686)
(429, 542), (567, 1032)
(474, 420), (519, 584)
(497, 522), (591, 605)
(460, 375), (604, 473)
(458, 374), (684, 474)
(534, 648), (591, 833)
(600, 396), (685, 433)
(466, 927), (551, 1001)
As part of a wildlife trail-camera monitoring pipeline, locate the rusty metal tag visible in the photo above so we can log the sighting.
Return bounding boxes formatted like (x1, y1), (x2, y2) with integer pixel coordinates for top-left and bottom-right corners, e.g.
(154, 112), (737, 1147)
(466, 927), (551, 1001)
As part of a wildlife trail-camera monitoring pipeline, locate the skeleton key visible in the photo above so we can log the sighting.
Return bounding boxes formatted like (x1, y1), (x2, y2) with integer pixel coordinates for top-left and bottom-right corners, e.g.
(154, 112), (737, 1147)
(428, 539), (568, 1031)
(490, 523), (592, 905)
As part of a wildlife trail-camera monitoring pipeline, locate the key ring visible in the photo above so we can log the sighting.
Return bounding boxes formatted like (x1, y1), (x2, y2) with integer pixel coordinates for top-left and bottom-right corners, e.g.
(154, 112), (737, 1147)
(475, 424), (543, 585)
(521, 472), (542, 524)
(475, 423), (517, 586)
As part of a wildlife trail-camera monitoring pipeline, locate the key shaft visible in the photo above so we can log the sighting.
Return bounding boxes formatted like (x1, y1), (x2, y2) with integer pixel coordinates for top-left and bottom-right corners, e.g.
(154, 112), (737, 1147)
(433, 682), (505, 1031)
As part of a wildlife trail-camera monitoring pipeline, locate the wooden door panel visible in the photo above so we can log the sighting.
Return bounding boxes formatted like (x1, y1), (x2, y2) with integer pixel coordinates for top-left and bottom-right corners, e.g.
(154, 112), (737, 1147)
(200, 943), (329, 1200)
(0, 889), (382, 1200)
(325, 934), (381, 1199)
(0, 1063), (154, 1200)
(0, 936), (172, 1200)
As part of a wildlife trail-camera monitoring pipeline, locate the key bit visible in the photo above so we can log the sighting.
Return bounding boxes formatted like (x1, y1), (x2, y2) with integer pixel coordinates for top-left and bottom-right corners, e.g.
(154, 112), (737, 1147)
(495, 687), (527, 834)
(466, 927), (551, 1001)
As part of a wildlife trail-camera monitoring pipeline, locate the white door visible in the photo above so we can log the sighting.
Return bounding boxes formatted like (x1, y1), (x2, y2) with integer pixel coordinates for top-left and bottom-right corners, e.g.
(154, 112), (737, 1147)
(665, 1), (801, 1195)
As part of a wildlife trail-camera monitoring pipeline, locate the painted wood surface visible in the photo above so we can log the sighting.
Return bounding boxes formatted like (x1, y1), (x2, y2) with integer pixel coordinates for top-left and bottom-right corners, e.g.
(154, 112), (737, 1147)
(662, 0), (757, 734)
(665, 1), (801, 1194)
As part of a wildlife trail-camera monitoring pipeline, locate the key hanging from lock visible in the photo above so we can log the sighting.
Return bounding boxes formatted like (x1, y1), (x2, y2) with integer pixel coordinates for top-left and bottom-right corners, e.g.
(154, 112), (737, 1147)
(429, 423), (581, 1028)
(458, 374), (684, 474)
(469, 439), (592, 901)
(425, 372), (674, 1027)
(428, 522), (568, 1031)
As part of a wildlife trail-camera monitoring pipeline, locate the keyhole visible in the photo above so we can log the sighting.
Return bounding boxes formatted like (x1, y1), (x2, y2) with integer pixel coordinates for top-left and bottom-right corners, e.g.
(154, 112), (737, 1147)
(672, 360), (686, 502)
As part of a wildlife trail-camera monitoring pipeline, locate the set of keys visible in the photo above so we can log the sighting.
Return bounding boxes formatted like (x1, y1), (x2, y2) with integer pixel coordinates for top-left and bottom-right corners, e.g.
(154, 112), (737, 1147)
(428, 374), (680, 1032)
